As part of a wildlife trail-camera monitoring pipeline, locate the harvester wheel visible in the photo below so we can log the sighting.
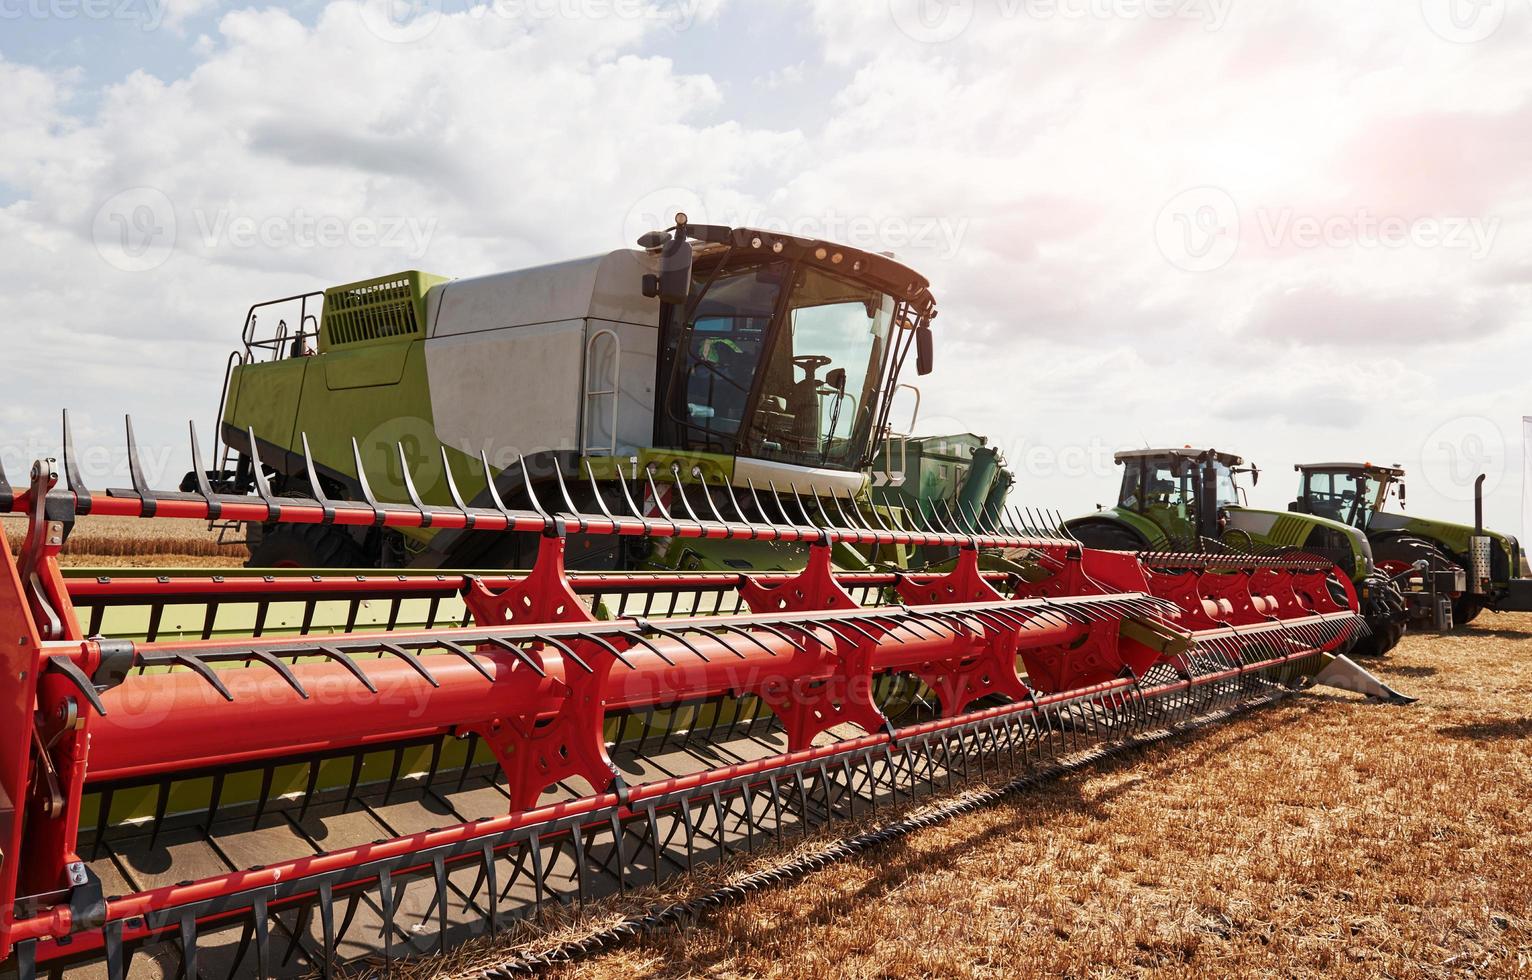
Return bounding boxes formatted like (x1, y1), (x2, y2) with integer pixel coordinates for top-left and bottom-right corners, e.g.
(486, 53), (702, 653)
(246, 521), (365, 569)
(1348, 573), (1408, 657)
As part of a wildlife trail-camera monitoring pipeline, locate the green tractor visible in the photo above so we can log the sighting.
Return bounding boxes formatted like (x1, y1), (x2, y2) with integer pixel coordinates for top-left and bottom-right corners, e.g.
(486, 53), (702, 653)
(1065, 447), (1408, 655)
(868, 431), (1016, 565)
(199, 216), (940, 572)
(1290, 462), (1530, 627)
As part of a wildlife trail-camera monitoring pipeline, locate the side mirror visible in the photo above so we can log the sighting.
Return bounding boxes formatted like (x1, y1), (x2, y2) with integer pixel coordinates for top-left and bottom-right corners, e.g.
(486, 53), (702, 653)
(916, 325), (934, 376)
(1251, 465), (1260, 486)
(826, 367), (847, 392)
(1397, 482), (1406, 505)
(657, 235), (694, 306)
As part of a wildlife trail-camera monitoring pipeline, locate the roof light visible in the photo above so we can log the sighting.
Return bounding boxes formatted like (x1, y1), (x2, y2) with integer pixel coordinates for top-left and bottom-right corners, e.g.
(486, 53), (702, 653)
(772, 241), (784, 254)
(751, 236), (763, 249)
(831, 252), (843, 264)
(814, 247), (828, 260)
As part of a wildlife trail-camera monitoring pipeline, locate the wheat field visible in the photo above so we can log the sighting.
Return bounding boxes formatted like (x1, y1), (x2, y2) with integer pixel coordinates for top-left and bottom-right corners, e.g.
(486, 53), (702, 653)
(2, 515), (247, 567)
(419, 618), (1532, 980)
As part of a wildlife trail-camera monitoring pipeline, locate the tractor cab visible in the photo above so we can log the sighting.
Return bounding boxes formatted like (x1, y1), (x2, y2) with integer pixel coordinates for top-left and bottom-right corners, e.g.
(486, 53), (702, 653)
(1108, 447), (1250, 547)
(1291, 462), (1405, 532)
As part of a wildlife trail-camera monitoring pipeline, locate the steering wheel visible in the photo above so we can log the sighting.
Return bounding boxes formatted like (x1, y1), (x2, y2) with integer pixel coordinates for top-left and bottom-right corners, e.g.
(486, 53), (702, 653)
(792, 354), (833, 379)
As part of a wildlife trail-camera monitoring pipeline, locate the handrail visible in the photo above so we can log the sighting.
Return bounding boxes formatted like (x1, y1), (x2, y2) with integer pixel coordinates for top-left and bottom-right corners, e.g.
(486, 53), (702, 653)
(581, 328), (622, 457)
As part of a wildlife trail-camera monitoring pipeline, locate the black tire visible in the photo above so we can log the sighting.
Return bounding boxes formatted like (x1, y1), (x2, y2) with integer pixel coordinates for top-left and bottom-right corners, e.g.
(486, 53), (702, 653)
(246, 522), (367, 569)
(1348, 573), (1408, 657)
(1066, 520), (1146, 552)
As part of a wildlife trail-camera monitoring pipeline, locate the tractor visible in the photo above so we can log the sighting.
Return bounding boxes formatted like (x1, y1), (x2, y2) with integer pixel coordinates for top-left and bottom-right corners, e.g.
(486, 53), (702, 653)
(1065, 447), (1409, 655)
(1290, 461), (1531, 627)
(197, 216), (939, 572)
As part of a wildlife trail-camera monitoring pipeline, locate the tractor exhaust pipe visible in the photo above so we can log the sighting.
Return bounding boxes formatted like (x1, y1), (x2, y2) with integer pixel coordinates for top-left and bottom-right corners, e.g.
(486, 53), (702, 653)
(1474, 473), (1486, 534)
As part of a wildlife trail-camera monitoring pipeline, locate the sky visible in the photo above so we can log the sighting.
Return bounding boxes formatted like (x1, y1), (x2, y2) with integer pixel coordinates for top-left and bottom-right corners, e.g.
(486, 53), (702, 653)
(1, 0), (1528, 535)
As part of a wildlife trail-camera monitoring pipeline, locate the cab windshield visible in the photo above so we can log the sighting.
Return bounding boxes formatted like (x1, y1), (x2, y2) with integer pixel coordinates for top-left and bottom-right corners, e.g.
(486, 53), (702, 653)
(659, 261), (897, 468)
(1303, 470), (1385, 529)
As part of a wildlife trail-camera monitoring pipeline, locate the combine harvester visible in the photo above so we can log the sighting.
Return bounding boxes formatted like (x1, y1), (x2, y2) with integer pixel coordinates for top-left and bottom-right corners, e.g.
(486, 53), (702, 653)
(0, 221), (1412, 978)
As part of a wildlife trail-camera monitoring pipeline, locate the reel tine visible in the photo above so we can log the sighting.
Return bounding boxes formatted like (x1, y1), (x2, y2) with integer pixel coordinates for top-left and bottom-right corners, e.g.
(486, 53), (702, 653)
(643, 465), (679, 530)
(479, 449), (514, 521)
(246, 648), (310, 699)
(764, 481), (797, 528)
(531, 633), (594, 673)
(584, 457), (619, 523)
(786, 482), (818, 530)
(317, 645), (377, 693)
(517, 454), (553, 526)
(616, 458), (648, 522)
(670, 463), (704, 523)
(123, 415), (155, 512)
(694, 467), (731, 524)
(301, 433), (337, 521)
(245, 427), (281, 514)
(551, 459), (586, 529)
(440, 445), (476, 528)
(436, 638), (496, 680)
(62, 408), (89, 498)
(376, 640), (444, 686)
(484, 636), (550, 677)
(172, 653), (234, 701)
(350, 437), (387, 525)
(395, 442), (432, 524)
(569, 630), (638, 670)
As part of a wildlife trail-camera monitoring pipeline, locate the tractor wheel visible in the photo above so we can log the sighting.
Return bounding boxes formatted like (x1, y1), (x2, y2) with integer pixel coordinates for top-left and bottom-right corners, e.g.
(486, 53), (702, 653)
(1066, 521), (1145, 552)
(1348, 573), (1408, 657)
(1374, 535), (1482, 629)
(246, 522), (367, 569)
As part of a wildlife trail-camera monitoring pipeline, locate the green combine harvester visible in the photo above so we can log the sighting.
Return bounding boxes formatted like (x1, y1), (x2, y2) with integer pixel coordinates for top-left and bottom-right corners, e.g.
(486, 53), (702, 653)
(1290, 461), (1530, 627)
(200, 216), (946, 573)
(1065, 447), (1409, 655)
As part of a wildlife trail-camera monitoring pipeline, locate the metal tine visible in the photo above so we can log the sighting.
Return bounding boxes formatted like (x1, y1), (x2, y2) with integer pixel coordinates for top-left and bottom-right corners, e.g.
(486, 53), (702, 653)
(614, 629), (678, 666)
(246, 427), (281, 513)
(551, 458), (583, 523)
(568, 630), (638, 670)
(317, 645), (378, 693)
(479, 450), (515, 522)
(349, 437), (387, 523)
(584, 457), (619, 523)
(435, 638), (496, 681)
(240, 648), (310, 699)
(483, 636), (550, 677)
(830, 487), (868, 533)
(957, 499), (983, 535)
(396, 441), (434, 525)
(123, 416), (155, 509)
(62, 408), (89, 499)
(669, 463), (705, 524)
(297, 434), (337, 523)
(530, 633), (594, 673)
(440, 446), (476, 529)
(712, 623), (779, 657)
(517, 454), (554, 526)
(764, 480), (800, 529)
(785, 483), (820, 531)
(639, 621), (713, 664)
(171, 653), (234, 701)
(643, 464), (683, 533)
(745, 478), (779, 535)
(616, 458), (650, 523)
(376, 641), (440, 686)
(177, 911), (198, 980)
(693, 468), (732, 525)
(736, 618), (807, 652)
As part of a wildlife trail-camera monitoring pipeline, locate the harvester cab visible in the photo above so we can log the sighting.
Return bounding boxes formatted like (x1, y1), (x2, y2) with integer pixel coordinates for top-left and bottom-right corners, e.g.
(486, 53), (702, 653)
(1066, 447), (1409, 655)
(1292, 462), (1530, 626)
(207, 217), (938, 572)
